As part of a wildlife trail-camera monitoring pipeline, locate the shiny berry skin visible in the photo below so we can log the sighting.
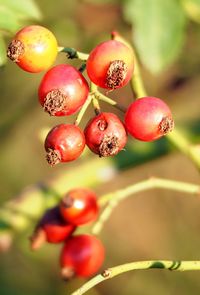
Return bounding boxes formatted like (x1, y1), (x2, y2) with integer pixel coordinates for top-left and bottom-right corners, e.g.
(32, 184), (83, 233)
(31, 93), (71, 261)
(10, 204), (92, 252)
(125, 97), (174, 142)
(60, 234), (105, 279)
(86, 40), (134, 90)
(38, 64), (89, 116)
(84, 112), (127, 157)
(44, 124), (85, 166)
(7, 25), (58, 73)
(30, 206), (76, 250)
(60, 188), (99, 226)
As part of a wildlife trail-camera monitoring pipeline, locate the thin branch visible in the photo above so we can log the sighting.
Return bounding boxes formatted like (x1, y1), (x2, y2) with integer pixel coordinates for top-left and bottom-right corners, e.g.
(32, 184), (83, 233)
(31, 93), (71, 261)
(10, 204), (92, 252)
(74, 94), (92, 126)
(92, 177), (200, 234)
(96, 91), (127, 113)
(71, 260), (200, 295)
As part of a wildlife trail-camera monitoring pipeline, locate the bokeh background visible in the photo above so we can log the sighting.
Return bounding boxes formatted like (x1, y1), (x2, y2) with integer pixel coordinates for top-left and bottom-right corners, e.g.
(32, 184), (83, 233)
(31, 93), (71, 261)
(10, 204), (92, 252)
(1, 0), (200, 294)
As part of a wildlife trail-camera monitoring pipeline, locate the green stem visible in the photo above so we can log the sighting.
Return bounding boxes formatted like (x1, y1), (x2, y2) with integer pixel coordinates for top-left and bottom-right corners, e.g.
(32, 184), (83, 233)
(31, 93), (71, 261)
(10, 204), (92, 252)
(92, 177), (200, 234)
(58, 46), (89, 60)
(167, 129), (200, 168)
(74, 94), (92, 126)
(71, 260), (200, 295)
(95, 91), (127, 113)
(90, 83), (101, 115)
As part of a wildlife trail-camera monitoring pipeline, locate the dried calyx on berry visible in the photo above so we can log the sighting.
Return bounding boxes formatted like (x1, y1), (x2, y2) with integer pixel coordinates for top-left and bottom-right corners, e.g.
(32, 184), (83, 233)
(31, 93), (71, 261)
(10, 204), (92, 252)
(44, 124), (85, 166)
(60, 234), (105, 279)
(30, 206), (76, 250)
(125, 96), (174, 142)
(38, 64), (89, 116)
(84, 112), (127, 157)
(86, 40), (134, 90)
(7, 25), (58, 73)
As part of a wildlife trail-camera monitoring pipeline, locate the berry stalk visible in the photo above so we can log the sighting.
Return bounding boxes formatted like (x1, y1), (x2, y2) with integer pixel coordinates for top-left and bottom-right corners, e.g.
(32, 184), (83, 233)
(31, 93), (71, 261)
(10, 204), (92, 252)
(58, 46), (89, 60)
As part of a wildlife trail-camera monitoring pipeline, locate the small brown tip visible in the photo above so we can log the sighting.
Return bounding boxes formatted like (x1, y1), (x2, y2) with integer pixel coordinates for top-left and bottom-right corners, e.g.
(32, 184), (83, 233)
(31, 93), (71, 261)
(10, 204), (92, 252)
(46, 148), (61, 166)
(99, 135), (119, 157)
(30, 228), (46, 251)
(159, 116), (174, 135)
(61, 266), (75, 281)
(111, 31), (119, 39)
(106, 60), (128, 90)
(7, 39), (25, 62)
(43, 89), (68, 116)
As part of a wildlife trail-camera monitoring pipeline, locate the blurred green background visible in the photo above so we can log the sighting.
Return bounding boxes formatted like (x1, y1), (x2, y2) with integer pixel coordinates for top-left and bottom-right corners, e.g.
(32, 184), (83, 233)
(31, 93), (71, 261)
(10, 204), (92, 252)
(1, 0), (200, 294)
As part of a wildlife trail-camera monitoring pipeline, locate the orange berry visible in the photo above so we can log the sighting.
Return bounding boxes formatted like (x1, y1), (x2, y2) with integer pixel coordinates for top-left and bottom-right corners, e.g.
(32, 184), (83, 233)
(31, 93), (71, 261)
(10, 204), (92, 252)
(7, 25), (58, 73)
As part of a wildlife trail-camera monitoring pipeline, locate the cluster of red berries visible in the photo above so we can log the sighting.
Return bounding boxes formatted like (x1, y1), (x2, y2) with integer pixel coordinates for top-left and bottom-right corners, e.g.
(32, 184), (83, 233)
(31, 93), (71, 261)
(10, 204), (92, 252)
(7, 25), (174, 166)
(30, 188), (104, 279)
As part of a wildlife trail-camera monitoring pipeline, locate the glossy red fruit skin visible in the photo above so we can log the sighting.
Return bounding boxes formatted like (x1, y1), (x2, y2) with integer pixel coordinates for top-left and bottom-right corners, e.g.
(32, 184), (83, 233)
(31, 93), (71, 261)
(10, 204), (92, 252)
(38, 64), (89, 116)
(40, 206), (75, 243)
(84, 112), (127, 157)
(30, 206), (76, 249)
(60, 234), (105, 278)
(60, 188), (99, 226)
(86, 40), (134, 89)
(7, 25), (58, 73)
(44, 124), (85, 166)
(125, 97), (174, 142)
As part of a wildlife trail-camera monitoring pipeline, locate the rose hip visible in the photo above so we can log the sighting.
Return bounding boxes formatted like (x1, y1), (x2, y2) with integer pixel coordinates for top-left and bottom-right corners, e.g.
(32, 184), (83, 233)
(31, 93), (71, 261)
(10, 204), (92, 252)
(125, 97), (174, 141)
(84, 112), (127, 157)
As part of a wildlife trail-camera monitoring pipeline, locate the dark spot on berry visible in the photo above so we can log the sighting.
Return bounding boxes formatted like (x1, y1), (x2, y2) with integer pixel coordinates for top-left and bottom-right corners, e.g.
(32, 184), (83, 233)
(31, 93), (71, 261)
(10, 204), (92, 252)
(99, 135), (119, 157)
(43, 89), (68, 115)
(46, 148), (61, 166)
(7, 39), (25, 62)
(106, 60), (128, 90)
(159, 116), (174, 135)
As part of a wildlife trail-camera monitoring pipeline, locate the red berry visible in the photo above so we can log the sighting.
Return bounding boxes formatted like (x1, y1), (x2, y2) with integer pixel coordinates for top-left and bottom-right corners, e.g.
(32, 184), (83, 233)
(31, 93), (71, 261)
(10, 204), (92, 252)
(38, 64), (89, 116)
(84, 112), (127, 157)
(44, 124), (85, 166)
(7, 25), (58, 73)
(60, 188), (99, 226)
(60, 234), (105, 279)
(86, 40), (134, 90)
(30, 206), (76, 250)
(125, 97), (174, 142)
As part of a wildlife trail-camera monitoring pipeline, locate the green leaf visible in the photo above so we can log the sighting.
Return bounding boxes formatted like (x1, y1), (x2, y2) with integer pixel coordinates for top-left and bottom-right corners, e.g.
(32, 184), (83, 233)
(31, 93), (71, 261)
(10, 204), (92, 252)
(182, 0), (200, 23)
(0, 5), (21, 32)
(0, 0), (42, 20)
(123, 0), (187, 74)
(0, 34), (7, 66)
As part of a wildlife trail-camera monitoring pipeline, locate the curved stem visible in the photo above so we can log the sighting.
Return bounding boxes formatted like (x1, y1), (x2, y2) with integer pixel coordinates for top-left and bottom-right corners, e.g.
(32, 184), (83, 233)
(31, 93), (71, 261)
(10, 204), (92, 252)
(71, 260), (200, 295)
(92, 177), (200, 234)
(58, 46), (89, 60)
